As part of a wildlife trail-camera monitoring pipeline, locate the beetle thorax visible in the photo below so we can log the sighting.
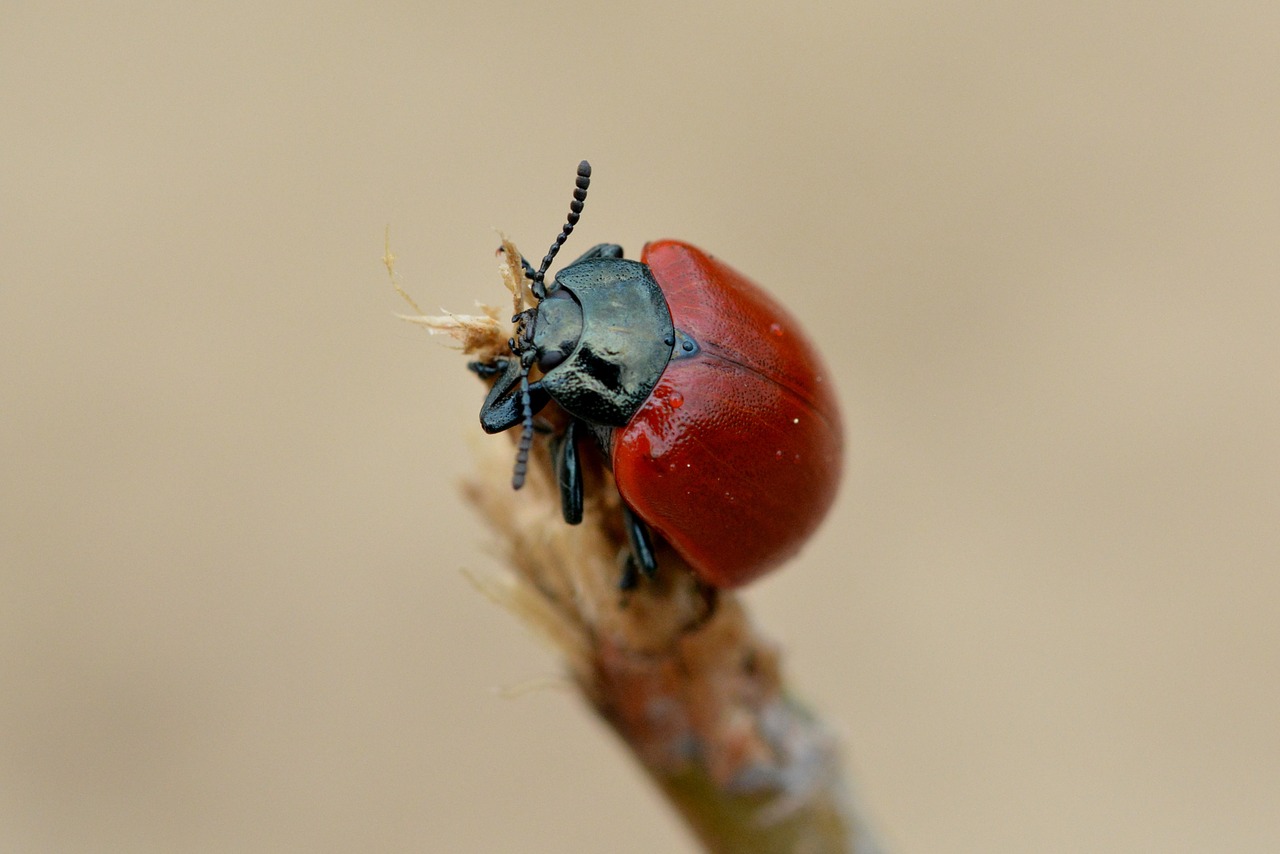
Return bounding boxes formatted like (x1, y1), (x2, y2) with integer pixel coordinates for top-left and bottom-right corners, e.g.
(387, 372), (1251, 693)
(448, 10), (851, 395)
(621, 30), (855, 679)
(529, 259), (676, 428)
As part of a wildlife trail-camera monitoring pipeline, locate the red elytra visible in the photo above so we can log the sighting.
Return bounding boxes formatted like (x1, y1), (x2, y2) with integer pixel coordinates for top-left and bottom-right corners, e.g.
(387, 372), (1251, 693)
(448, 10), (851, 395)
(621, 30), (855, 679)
(611, 240), (844, 588)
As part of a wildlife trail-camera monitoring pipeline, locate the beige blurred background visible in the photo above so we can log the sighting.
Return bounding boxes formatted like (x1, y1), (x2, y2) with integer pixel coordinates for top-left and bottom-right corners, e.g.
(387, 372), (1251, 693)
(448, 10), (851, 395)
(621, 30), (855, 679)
(3, 2), (1278, 852)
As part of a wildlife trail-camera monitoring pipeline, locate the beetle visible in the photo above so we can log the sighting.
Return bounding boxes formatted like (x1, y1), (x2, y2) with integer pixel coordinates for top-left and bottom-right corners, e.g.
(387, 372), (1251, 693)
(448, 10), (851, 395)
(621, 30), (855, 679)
(470, 161), (843, 589)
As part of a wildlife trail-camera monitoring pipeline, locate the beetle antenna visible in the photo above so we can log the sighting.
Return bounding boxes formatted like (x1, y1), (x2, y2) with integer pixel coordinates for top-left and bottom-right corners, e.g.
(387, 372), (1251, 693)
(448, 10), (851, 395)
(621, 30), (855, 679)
(531, 160), (591, 300)
(511, 366), (536, 489)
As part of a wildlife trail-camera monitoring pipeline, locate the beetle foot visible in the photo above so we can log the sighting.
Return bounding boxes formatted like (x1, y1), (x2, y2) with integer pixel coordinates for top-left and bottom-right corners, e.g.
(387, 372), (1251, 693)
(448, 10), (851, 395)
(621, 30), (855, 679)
(467, 358), (508, 379)
(621, 504), (659, 583)
(618, 554), (641, 591)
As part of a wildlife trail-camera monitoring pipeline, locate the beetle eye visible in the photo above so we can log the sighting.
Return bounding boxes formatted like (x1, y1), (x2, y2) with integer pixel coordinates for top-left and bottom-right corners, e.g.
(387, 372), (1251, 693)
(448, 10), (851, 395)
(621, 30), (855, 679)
(533, 292), (583, 373)
(538, 350), (567, 372)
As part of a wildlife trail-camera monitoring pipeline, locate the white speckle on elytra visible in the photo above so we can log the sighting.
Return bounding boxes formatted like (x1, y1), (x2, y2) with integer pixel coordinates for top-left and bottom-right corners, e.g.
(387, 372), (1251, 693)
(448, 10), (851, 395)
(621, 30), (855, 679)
(792, 417), (800, 424)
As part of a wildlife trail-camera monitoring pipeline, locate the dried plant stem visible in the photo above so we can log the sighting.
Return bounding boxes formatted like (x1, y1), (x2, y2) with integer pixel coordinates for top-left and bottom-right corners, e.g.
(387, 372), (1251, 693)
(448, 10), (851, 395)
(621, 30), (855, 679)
(404, 239), (885, 854)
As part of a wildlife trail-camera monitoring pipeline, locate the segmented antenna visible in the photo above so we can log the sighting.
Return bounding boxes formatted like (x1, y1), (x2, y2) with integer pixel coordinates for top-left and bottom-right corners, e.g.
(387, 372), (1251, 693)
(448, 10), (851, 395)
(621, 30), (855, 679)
(511, 366), (535, 489)
(530, 160), (591, 299)
(510, 160), (591, 486)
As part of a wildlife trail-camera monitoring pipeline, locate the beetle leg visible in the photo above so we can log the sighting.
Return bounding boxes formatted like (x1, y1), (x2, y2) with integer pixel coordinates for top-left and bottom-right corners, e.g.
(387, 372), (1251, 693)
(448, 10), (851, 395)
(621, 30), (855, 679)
(620, 502), (658, 587)
(618, 555), (640, 591)
(532, 244), (625, 300)
(467, 358), (506, 379)
(551, 420), (584, 525)
(477, 357), (549, 434)
(566, 243), (624, 266)
(519, 255), (537, 280)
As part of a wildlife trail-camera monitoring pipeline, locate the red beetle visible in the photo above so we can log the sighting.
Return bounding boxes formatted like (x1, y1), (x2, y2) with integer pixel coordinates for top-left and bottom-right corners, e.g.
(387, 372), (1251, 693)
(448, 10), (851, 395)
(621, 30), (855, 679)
(471, 162), (842, 589)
